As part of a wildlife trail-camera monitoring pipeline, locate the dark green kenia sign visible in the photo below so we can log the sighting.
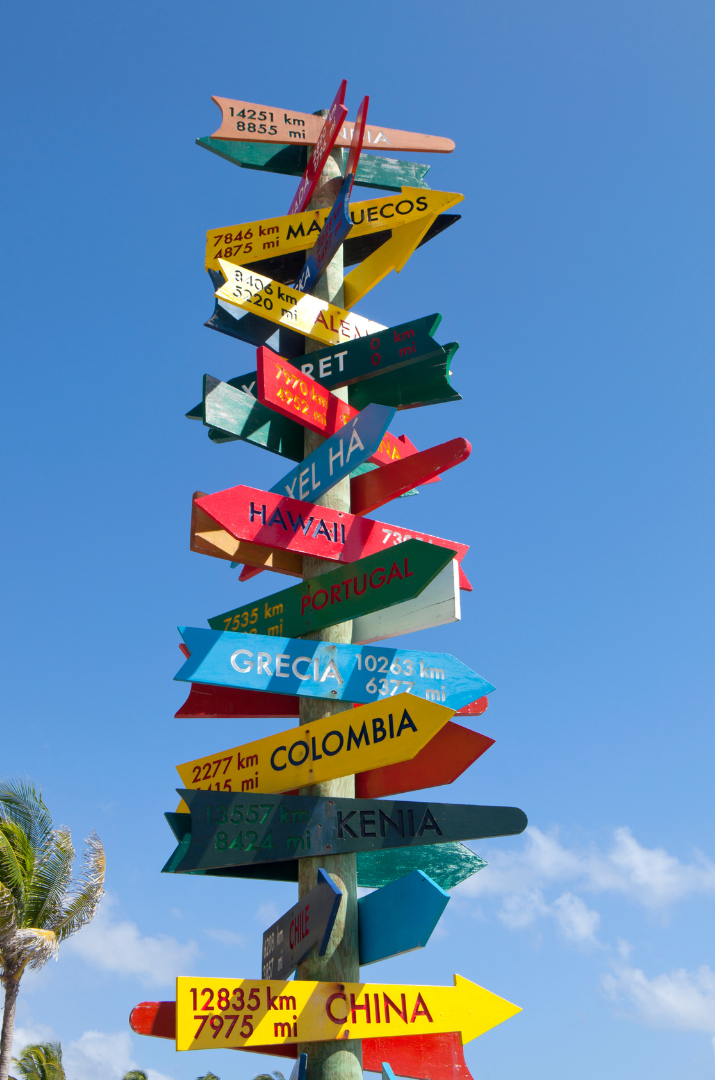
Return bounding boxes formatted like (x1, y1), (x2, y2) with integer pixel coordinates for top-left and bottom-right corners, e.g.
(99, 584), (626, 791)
(207, 538), (454, 637)
(163, 789), (527, 875)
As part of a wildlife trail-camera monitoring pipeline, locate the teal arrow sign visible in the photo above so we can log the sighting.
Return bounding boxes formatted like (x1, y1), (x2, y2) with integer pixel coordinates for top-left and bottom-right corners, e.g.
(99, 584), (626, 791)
(164, 789), (526, 875)
(174, 627), (494, 711)
(358, 869), (450, 966)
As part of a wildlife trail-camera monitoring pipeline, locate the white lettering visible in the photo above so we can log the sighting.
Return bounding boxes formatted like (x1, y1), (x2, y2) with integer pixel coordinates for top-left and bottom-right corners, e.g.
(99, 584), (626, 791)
(320, 659), (344, 685)
(230, 649), (254, 673)
(257, 652), (273, 675)
(334, 350), (347, 372)
(319, 356), (332, 378)
(328, 439), (344, 477)
(275, 653), (291, 677)
(292, 656), (312, 680)
(346, 426), (364, 462)
(298, 467), (310, 500)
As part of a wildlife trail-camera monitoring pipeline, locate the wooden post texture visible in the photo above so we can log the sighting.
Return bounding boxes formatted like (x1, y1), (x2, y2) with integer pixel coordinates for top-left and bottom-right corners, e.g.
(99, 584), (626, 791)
(296, 113), (362, 1080)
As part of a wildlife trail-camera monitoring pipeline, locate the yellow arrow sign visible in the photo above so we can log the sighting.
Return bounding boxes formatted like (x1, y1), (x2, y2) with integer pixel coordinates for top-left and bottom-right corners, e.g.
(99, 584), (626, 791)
(342, 214), (441, 309)
(215, 262), (385, 346)
(205, 188), (464, 272)
(175, 695), (453, 809)
(176, 973), (520, 1051)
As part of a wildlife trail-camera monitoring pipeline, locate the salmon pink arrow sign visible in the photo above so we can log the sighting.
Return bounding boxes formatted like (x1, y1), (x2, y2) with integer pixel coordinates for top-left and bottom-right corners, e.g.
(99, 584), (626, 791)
(288, 80), (348, 215)
(193, 484), (472, 589)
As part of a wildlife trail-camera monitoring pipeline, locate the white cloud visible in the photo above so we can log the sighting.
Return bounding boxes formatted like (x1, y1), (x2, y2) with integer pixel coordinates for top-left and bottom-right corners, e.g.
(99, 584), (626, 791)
(12, 1025), (174, 1080)
(205, 928), (247, 947)
(255, 901), (280, 924)
(603, 959), (715, 1037)
(66, 893), (199, 987)
(552, 892), (601, 945)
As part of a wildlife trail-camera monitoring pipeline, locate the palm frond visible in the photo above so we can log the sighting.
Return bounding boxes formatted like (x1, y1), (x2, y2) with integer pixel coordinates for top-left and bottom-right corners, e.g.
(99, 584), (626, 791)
(0, 781), (53, 853)
(0, 822), (33, 916)
(25, 828), (74, 929)
(52, 831), (105, 941)
(11, 1040), (65, 1080)
(0, 926), (58, 977)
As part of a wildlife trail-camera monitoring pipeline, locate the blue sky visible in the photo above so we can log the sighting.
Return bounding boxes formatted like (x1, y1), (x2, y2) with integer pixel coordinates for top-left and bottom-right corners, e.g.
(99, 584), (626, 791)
(2, 1), (714, 1078)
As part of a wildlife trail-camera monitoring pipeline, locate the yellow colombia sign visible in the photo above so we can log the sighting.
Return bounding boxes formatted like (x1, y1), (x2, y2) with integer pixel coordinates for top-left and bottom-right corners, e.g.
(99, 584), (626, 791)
(176, 973), (521, 1050)
(205, 188), (463, 271)
(176, 693), (452, 804)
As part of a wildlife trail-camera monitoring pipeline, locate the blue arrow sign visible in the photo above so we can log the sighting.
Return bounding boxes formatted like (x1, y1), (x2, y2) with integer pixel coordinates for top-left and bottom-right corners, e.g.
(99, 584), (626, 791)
(358, 869), (450, 966)
(295, 171), (354, 295)
(290, 1053), (308, 1080)
(270, 402), (394, 503)
(174, 627), (494, 711)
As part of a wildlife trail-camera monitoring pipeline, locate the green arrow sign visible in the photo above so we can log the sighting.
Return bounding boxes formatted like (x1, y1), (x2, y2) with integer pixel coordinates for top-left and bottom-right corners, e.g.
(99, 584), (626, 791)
(196, 137), (432, 192)
(164, 789), (527, 875)
(207, 539), (454, 637)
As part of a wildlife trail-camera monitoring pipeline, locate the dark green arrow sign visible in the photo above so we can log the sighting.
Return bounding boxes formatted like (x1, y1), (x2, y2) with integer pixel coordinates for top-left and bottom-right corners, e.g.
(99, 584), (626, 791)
(207, 538), (454, 637)
(163, 789), (527, 875)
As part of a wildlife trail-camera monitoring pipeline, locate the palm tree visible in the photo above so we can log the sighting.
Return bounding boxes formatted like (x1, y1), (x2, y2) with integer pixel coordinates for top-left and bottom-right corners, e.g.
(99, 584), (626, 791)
(10, 1041), (65, 1080)
(122, 1072), (148, 1080)
(0, 780), (105, 1080)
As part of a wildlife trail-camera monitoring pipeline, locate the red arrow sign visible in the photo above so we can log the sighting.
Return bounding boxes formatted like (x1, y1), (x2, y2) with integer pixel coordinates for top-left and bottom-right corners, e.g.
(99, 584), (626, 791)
(194, 484), (472, 588)
(257, 347), (423, 468)
(351, 438), (471, 516)
(129, 1002), (474, 1080)
(287, 80), (348, 215)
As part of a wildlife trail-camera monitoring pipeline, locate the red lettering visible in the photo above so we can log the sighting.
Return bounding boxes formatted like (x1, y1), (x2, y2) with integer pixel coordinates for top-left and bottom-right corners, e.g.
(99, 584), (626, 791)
(330, 583), (341, 605)
(350, 992), (371, 1023)
(403, 558), (414, 578)
(369, 567), (386, 589)
(301, 595), (312, 615)
(410, 994), (433, 1023)
(313, 589), (328, 610)
(384, 993), (408, 1023)
(326, 992), (348, 1024)
(385, 562), (403, 584)
(316, 312), (329, 329)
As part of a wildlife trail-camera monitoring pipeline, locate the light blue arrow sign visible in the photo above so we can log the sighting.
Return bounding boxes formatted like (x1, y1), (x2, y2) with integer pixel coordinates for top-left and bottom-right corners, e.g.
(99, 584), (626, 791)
(174, 627), (494, 711)
(270, 402), (394, 503)
(358, 869), (450, 966)
(382, 1065), (396, 1080)
(290, 1054), (308, 1080)
(295, 171), (354, 295)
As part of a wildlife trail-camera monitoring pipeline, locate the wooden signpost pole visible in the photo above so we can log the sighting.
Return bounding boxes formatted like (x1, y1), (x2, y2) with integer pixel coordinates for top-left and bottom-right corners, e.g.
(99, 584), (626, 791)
(295, 110), (362, 1080)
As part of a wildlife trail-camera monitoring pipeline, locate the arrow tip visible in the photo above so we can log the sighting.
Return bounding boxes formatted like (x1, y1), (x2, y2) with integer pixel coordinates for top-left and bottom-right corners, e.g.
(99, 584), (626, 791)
(454, 973), (522, 1042)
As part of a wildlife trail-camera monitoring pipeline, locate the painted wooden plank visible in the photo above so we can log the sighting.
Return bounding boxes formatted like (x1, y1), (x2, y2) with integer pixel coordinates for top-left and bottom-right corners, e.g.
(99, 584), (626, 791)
(210, 96), (455, 154)
(202, 375), (304, 460)
(355, 720), (494, 800)
(196, 136), (433, 191)
(174, 626), (492, 710)
(290, 1053), (308, 1080)
(271, 403), (395, 503)
(128, 1003), (477, 1080)
(288, 80), (348, 214)
(128, 1004), (476, 1080)
(382, 1063), (396, 1080)
(175, 694), (453, 796)
(351, 560), (460, 644)
(257, 349), (421, 468)
(190, 494), (303, 575)
(352, 439), (470, 517)
(175, 973), (518, 1050)
(358, 870), (449, 966)
(165, 789), (525, 875)
(193, 485), (472, 588)
(215, 262), (385, 345)
(341, 213), (442, 309)
(208, 540), (454, 638)
(174, 684), (300, 719)
(262, 869), (342, 979)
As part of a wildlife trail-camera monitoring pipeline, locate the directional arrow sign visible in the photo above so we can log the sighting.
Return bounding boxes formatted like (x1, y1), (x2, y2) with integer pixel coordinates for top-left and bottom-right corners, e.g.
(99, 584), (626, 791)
(196, 136), (432, 192)
(270, 402), (394, 503)
(342, 214), (443, 309)
(215, 262), (385, 346)
(192, 484), (472, 588)
(174, 627), (492, 710)
(190, 494), (302, 575)
(175, 694), (453, 796)
(287, 79), (347, 215)
(262, 869), (342, 979)
(209, 96), (455, 154)
(295, 96), (368, 295)
(165, 789), (524, 874)
(208, 540), (454, 638)
(176, 972), (518, 1050)
(290, 1054), (307, 1080)
(358, 870), (449, 966)
(257, 348), (422, 468)
(352, 439), (471, 517)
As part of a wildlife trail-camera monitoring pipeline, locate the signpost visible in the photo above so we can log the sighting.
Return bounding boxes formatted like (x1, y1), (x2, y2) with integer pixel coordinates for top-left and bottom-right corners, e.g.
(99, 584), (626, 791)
(174, 626), (493, 710)
(214, 261), (385, 345)
(358, 870), (449, 966)
(341, 215), (444, 310)
(175, 973), (518, 1050)
(164, 788), (526, 875)
(207, 540), (455, 639)
(262, 869), (342, 979)
(175, 694), (453, 796)
(270, 403), (395, 504)
(196, 136), (433, 192)
(192, 484), (473, 587)
(288, 81), (348, 215)
(209, 96), (456, 154)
